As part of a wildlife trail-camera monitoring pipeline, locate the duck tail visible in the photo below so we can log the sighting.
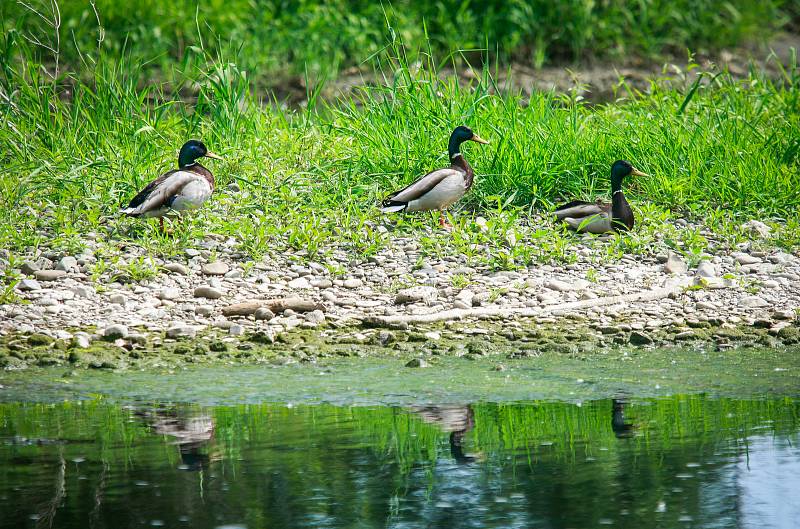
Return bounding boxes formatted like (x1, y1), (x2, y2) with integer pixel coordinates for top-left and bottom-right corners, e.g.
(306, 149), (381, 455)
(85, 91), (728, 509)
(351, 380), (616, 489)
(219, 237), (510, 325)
(380, 199), (407, 213)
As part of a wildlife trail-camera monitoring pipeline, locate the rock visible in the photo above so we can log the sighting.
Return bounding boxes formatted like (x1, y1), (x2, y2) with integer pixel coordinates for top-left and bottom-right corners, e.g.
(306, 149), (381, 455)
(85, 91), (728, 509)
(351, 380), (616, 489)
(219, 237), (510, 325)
(109, 294), (126, 305)
(229, 324), (244, 336)
(20, 261), (41, 275)
(34, 270), (66, 281)
(194, 286), (223, 299)
(72, 333), (91, 349)
(163, 263), (190, 275)
(773, 310), (796, 321)
(734, 253), (762, 265)
(195, 305), (213, 316)
(103, 324), (128, 340)
(157, 287), (182, 300)
(201, 261), (229, 276)
(545, 279), (574, 292)
(762, 280), (779, 289)
(695, 261), (716, 278)
(740, 296), (768, 308)
(311, 279), (333, 289)
(424, 331), (441, 340)
(395, 286), (438, 305)
(17, 279), (41, 291)
(343, 278), (363, 289)
(27, 333), (54, 346)
(254, 307), (275, 321)
(72, 286), (92, 298)
(288, 277), (311, 289)
(664, 253), (688, 275)
(185, 248), (200, 257)
(222, 297), (323, 316)
(56, 256), (77, 271)
(742, 220), (771, 238)
(629, 331), (654, 345)
(405, 358), (429, 368)
(304, 310), (325, 324)
(227, 182), (241, 193)
(166, 325), (196, 339)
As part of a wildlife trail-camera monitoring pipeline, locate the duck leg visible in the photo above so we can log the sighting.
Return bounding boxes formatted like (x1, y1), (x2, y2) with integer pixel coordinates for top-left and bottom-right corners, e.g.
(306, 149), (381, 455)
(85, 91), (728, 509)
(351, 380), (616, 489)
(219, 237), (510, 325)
(439, 210), (453, 230)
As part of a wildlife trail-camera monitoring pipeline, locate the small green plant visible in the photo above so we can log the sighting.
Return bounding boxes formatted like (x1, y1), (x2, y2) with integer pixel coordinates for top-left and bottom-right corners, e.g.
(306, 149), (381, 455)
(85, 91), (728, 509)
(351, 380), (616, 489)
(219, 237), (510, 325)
(450, 274), (471, 290)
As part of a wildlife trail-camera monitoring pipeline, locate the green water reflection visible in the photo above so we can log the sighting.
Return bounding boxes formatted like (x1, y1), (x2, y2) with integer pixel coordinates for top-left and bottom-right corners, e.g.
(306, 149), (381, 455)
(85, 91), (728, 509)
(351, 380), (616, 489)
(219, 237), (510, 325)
(1, 396), (798, 528)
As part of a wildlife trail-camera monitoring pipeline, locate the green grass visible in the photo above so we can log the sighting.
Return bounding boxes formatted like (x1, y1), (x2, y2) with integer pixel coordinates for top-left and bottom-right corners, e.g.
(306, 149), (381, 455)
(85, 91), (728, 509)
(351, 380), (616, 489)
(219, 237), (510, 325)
(0, 0), (794, 88)
(0, 22), (799, 280)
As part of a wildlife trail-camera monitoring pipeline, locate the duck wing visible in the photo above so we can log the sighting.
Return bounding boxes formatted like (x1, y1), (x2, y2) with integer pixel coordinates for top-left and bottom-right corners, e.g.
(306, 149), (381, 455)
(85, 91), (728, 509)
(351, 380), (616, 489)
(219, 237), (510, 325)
(381, 168), (463, 211)
(121, 170), (200, 217)
(554, 199), (610, 220)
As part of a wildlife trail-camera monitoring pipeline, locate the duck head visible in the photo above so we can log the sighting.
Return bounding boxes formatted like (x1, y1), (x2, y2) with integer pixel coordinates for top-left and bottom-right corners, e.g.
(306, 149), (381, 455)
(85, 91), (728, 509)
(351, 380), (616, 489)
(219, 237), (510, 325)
(178, 140), (223, 168)
(610, 159), (648, 192)
(448, 125), (489, 159)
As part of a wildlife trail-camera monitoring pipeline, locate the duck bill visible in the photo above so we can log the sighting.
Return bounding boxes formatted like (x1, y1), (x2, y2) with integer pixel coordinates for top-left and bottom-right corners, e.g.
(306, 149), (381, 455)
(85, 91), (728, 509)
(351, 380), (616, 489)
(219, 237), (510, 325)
(471, 134), (489, 145)
(631, 167), (649, 177)
(205, 151), (223, 160)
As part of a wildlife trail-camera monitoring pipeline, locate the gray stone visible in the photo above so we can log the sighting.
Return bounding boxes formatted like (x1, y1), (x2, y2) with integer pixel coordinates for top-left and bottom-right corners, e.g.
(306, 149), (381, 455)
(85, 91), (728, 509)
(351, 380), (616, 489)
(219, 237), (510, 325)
(35, 270), (66, 281)
(72, 286), (92, 298)
(629, 331), (654, 345)
(740, 296), (768, 308)
(741, 220), (771, 238)
(18, 279), (41, 291)
(735, 253), (762, 265)
(773, 310), (796, 321)
(311, 279), (333, 289)
(103, 324), (128, 340)
(166, 325), (196, 339)
(229, 324), (244, 336)
(56, 256), (77, 271)
(185, 249), (201, 257)
(109, 294), (126, 305)
(195, 305), (214, 316)
(664, 253), (688, 275)
(194, 286), (223, 299)
(545, 279), (574, 292)
(343, 278), (363, 289)
(395, 286), (438, 304)
(73, 333), (91, 348)
(405, 358), (430, 368)
(304, 310), (325, 324)
(157, 288), (182, 300)
(20, 261), (41, 275)
(695, 261), (717, 278)
(288, 277), (311, 289)
(164, 263), (190, 275)
(202, 261), (229, 276)
(254, 307), (275, 321)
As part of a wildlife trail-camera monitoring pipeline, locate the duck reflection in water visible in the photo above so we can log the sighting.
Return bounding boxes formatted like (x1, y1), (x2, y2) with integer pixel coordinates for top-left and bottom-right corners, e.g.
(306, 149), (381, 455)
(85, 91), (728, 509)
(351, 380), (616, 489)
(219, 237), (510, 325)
(410, 405), (480, 463)
(135, 407), (215, 471)
(611, 398), (636, 438)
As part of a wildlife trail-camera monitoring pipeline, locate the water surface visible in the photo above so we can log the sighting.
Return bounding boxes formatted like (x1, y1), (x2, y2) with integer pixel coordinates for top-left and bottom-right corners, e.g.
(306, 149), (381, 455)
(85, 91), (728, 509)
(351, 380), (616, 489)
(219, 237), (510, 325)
(1, 396), (798, 529)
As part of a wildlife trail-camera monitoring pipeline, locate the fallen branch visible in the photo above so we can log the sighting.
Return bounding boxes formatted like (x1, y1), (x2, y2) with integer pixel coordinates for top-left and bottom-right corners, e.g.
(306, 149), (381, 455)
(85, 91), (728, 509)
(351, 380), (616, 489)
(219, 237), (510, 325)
(222, 297), (324, 316)
(363, 285), (682, 327)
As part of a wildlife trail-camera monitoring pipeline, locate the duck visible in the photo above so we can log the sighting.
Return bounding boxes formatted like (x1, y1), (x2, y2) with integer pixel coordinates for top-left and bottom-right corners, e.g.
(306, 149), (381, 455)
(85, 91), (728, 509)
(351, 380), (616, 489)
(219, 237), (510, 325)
(121, 139), (222, 231)
(554, 160), (648, 234)
(381, 125), (489, 228)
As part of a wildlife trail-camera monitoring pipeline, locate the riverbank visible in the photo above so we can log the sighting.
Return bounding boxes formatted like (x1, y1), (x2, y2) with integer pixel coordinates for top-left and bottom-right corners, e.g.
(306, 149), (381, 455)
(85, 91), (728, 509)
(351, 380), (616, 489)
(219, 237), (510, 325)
(2, 213), (798, 370)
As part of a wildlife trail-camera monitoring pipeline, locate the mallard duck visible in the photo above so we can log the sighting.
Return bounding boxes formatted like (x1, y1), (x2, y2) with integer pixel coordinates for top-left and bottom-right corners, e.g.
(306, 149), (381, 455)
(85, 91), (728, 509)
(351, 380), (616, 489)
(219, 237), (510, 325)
(121, 140), (222, 231)
(381, 125), (489, 228)
(554, 160), (648, 233)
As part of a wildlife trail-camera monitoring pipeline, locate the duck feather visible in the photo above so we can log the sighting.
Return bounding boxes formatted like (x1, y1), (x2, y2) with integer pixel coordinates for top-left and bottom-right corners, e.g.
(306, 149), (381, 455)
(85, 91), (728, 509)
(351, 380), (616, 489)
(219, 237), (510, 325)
(122, 170), (209, 218)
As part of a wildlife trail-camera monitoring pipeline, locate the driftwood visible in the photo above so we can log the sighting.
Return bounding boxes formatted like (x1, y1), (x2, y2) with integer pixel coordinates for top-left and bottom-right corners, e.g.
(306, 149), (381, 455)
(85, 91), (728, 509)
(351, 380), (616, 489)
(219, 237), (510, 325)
(363, 285), (682, 327)
(222, 297), (324, 316)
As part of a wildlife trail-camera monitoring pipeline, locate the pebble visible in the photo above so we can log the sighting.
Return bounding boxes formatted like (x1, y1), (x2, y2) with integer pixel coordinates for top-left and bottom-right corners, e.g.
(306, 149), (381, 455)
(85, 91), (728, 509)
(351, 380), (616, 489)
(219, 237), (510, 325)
(18, 279), (41, 291)
(343, 278), (363, 289)
(741, 220), (771, 238)
(695, 261), (717, 278)
(72, 286), (92, 298)
(288, 277), (311, 289)
(735, 253), (762, 265)
(405, 358), (430, 368)
(304, 310), (325, 324)
(545, 279), (575, 292)
(109, 294), (126, 305)
(740, 296), (768, 308)
(20, 261), (41, 275)
(163, 263), (190, 275)
(762, 280), (779, 289)
(229, 324), (244, 336)
(166, 325), (196, 339)
(254, 307), (275, 321)
(56, 256), (77, 271)
(195, 305), (214, 316)
(34, 270), (66, 281)
(202, 261), (230, 276)
(194, 286), (223, 299)
(157, 288), (182, 300)
(664, 253), (688, 275)
(311, 279), (333, 289)
(103, 324), (128, 340)
(395, 286), (438, 304)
